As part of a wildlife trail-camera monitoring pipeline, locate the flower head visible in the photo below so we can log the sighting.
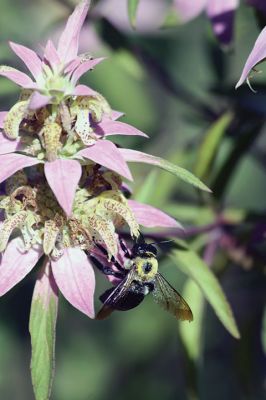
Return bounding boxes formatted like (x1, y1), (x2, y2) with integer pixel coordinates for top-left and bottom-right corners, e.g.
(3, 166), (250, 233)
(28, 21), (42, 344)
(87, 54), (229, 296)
(0, 165), (181, 317)
(0, 0), (148, 216)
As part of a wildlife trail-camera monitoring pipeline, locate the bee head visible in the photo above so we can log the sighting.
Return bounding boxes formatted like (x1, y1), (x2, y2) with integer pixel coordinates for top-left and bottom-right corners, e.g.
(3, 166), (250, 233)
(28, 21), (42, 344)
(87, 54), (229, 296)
(134, 256), (158, 281)
(133, 242), (158, 258)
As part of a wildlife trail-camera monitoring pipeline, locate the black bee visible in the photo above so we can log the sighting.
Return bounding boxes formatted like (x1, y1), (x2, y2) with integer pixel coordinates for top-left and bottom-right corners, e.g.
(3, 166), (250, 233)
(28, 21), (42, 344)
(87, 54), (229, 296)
(91, 236), (193, 322)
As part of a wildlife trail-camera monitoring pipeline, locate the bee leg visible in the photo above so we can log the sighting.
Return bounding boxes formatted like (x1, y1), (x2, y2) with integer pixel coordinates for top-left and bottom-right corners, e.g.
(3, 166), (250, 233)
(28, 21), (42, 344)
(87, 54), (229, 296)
(90, 256), (125, 279)
(93, 241), (125, 273)
(119, 238), (131, 259)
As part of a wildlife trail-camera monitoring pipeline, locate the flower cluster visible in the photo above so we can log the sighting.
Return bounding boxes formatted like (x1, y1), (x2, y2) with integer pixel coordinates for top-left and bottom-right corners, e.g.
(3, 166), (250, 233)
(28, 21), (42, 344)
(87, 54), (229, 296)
(0, 0), (203, 318)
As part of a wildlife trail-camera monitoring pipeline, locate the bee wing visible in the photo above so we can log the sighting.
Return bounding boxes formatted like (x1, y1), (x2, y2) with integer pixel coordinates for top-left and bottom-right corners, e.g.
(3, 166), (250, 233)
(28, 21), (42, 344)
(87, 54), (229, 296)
(152, 273), (193, 322)
(96, 269), (137, 320)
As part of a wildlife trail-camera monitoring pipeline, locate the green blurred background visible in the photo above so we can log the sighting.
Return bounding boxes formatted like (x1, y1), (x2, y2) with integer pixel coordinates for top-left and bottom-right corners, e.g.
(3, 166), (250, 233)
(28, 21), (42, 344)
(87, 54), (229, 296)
(0, 0), (266, 399)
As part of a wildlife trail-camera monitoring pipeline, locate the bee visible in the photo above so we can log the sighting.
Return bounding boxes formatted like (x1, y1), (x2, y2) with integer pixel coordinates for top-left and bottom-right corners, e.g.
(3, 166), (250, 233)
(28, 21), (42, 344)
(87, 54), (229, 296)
(91, 236), (193, 321)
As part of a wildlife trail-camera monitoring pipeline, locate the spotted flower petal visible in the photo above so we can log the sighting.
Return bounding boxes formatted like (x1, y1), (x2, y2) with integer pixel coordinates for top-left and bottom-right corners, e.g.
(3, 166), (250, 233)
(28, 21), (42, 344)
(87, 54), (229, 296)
(4, 100), (29, 139)
(9, 41), (42, 80)
(236, 26), (266, 89)
(0, 153), (40, 185)
(94, 120), (148, 138)
(44, 159), (82, 216)
(0, 238), (43, 296)
(57, 0), (90, 63)
(206, 0), (239, 46)
(128, 200), (182, 229)
(0, 66), (35, 87)
(78, 140), (133, 181)
(51, 247), (95, 318)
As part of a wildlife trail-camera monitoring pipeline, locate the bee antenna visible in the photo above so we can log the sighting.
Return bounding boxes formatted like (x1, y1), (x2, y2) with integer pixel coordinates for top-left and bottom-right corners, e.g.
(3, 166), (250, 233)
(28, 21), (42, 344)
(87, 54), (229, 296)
(149, 239), (174, 245)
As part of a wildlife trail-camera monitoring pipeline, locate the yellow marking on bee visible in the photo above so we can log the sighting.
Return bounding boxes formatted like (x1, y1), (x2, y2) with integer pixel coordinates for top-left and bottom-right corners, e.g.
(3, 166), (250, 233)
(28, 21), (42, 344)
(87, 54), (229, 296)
(134, 256), (158, 281)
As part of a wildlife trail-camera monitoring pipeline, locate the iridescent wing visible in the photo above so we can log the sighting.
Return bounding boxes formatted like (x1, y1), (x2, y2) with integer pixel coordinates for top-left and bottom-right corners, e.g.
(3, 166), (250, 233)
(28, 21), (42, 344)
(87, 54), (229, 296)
(96, 269), (140, 320)
(152, 273), (193, 322)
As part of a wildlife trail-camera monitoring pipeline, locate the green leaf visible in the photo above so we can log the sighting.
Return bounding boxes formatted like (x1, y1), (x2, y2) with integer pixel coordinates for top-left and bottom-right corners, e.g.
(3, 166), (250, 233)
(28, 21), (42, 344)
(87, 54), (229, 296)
(29, 260), (58, 400)
(134, 170), (158, 203)
(195, 112), (233, 180)
(179, 279), (204, 360)
(171, 245), (240, 339)
(127, 0), (140, 29)
(120, 149), (211, 192)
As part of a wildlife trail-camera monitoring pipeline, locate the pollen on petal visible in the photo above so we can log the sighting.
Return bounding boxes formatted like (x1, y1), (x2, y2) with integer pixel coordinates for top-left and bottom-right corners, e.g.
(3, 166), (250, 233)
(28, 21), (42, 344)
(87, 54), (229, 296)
(0, 211), (28, 252)
(87, 214), (117, 257)
(41, 120), (62, 161)
(100, 197), (139, 238)
(3, 100), (29, 139)
(43, 220), (60, 255)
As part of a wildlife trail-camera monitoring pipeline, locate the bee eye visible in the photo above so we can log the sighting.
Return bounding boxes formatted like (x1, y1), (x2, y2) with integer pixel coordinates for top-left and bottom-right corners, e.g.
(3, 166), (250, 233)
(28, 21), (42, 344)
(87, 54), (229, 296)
(143, 263), (152, 273)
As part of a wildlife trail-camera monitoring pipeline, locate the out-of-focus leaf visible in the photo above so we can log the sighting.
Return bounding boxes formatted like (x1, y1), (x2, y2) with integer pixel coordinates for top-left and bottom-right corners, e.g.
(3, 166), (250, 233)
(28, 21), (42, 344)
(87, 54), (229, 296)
(30, 260), (58, 400)
(195, 112), (233, 180)
(127, 0), (140, 29)
(179, 279), (204, 360)
(171, 244), (240, 339)
(134, 170), (158, 203)
(165, 203), (215, 225)
(161, 8), (180, 28)
(115, 50), (144, 80)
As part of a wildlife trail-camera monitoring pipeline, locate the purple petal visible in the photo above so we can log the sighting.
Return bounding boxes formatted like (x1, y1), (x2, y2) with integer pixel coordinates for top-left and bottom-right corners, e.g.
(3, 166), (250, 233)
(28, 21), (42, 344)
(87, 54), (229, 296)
(0, 112), (8, 128)
(206, 0), (239, 46)
(0, 66), (34, 87)
(44, 40), (61, 66)
(29, 92), (52, 110)
(236, 26), (266, 88)
(44, 159), (82, 216)
(73, 84), (99, 96)
(64, 58), (82, 74)
(77, 140), (133, 181)
(0, 238), (43, 296)
(57, 0), (90, 63)
(128, 200), (182, 228)
(111, 110), (124, 120)
(0, 153), (39, 184)
(173, 0), (206, 22)
(9, 41), (42, 80)
(71, 58), (106, 84)
(51, 248), (95, 318)
(0, 133), (22, 155)
(94, 120), (148, 138)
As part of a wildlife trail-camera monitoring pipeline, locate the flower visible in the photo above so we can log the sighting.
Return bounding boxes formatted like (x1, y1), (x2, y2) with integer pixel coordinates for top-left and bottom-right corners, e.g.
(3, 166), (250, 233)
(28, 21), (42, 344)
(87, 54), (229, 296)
(172, 0), (239, 46)
(0, 166), (181, 317)
(236, 26), (266, 89)
(0, 0), (148, 216)
(0, 0), (208, 319)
